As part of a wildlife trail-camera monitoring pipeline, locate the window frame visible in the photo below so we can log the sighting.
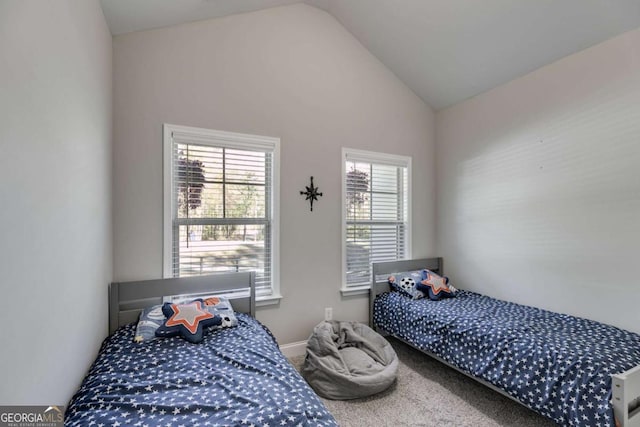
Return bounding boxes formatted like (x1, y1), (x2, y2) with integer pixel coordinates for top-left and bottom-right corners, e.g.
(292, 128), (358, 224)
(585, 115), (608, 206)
(163, 124), (281, 305)
(341, 147), (412, 296)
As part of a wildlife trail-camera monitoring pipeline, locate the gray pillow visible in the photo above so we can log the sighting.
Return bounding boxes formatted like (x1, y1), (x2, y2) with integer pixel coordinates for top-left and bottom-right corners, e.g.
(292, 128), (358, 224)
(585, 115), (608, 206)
(388, 270), (425, 300)
(133, 305), (164, 342)
(202, 296), (238, 330)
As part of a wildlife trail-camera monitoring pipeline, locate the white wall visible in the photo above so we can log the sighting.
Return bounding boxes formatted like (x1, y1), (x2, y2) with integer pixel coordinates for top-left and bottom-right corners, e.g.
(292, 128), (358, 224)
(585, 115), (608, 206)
(436, 29), (640, 333)
(112, 4), (436, 344)
(0, 0), (112, 404)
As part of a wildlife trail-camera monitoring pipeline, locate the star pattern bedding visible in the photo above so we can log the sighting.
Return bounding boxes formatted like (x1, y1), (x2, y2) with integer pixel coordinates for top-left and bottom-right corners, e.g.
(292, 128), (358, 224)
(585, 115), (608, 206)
(65, 314), (337, 427)
(373, 290), (640, 427)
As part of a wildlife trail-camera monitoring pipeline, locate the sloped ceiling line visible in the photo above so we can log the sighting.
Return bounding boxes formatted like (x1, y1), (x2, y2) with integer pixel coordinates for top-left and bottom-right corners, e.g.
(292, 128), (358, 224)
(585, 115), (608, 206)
(100, 0), (640, 109)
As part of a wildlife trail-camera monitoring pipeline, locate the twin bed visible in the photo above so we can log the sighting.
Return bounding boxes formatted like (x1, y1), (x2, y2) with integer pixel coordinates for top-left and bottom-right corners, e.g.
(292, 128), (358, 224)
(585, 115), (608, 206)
(65, 272), (337, 426)
(66, 259), (640, 426)
(370, 258), (640, 427)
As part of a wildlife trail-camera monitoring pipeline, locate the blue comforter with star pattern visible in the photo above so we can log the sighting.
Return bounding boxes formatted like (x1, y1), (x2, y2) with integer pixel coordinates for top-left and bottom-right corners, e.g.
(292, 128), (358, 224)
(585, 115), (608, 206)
(374, 290), (640, 427)
(65, 314), (337, 427)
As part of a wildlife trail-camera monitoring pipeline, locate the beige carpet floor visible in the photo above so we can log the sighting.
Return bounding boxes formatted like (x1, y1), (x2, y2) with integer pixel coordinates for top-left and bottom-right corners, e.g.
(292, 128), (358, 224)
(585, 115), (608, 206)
(290, 338), (557, 427)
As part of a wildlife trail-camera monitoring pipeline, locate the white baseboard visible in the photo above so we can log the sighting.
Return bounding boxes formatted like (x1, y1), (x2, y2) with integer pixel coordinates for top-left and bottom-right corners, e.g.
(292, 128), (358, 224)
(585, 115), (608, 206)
(280, 340), (307, 358)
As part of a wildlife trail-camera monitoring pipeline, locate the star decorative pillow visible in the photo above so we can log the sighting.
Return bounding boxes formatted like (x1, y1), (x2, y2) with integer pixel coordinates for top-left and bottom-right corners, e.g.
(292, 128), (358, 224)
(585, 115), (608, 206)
(155, 299), (222, 343)
(416, 270), (456, 301)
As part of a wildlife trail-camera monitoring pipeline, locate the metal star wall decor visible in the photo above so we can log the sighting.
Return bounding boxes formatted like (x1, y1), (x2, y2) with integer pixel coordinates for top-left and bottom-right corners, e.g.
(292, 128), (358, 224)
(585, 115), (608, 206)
(300, 176), (323, 212)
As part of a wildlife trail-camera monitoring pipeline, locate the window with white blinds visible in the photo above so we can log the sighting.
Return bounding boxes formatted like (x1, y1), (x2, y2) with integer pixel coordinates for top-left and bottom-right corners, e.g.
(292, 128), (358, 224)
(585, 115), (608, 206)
(163, 124), (280, 301)
(342, 148), (411, 289)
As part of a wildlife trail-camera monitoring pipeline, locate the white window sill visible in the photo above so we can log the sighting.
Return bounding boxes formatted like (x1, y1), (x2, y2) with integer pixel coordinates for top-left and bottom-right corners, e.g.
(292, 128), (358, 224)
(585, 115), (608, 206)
(340, 285), (370, 297)
(256, 293), (283, 307)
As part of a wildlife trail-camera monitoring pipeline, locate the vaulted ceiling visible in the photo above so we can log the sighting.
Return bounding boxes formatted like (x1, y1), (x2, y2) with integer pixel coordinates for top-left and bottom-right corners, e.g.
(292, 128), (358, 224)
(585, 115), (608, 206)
(100, 0), (640, 109)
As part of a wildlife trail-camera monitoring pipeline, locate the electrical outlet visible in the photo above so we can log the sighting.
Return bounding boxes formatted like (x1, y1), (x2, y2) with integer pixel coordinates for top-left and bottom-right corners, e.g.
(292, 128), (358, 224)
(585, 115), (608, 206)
(324, 307), (333, 321)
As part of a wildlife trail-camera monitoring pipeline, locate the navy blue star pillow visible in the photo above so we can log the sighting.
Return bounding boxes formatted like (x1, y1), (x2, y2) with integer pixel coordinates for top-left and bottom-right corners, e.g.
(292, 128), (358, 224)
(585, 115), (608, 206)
(416, 270), (457, 301)
(155, 299), (222, 343)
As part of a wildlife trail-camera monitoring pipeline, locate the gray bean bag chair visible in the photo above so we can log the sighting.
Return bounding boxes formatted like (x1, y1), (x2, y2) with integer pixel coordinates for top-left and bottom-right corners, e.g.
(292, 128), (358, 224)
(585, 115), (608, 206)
(301, 321), (398, 400)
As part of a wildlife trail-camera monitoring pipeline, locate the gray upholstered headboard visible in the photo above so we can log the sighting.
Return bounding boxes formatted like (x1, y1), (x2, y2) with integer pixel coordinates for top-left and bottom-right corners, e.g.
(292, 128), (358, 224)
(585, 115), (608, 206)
(108, 271), (255, 334)
(369, 257), (443, 327)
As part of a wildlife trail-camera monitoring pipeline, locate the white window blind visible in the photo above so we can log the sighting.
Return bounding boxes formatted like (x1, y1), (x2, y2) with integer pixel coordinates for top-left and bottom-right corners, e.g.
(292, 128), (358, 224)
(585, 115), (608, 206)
(342, 148), (411, 288)
(164, 125), (279, 299)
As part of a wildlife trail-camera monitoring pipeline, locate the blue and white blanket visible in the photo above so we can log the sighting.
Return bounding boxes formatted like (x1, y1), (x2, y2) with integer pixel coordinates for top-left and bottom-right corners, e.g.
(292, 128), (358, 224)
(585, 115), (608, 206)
(66, 314), (337, 427)
(374, 290), (640, 427)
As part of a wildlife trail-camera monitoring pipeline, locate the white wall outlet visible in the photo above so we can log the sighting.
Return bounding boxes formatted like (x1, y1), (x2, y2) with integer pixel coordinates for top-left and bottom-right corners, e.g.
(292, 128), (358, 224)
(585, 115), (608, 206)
(324, 307), (333, 321)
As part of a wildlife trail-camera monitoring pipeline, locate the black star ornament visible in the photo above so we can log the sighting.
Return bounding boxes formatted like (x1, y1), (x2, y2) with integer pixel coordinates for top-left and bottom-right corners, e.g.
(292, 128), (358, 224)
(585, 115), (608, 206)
(300, 176), (323, 212)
